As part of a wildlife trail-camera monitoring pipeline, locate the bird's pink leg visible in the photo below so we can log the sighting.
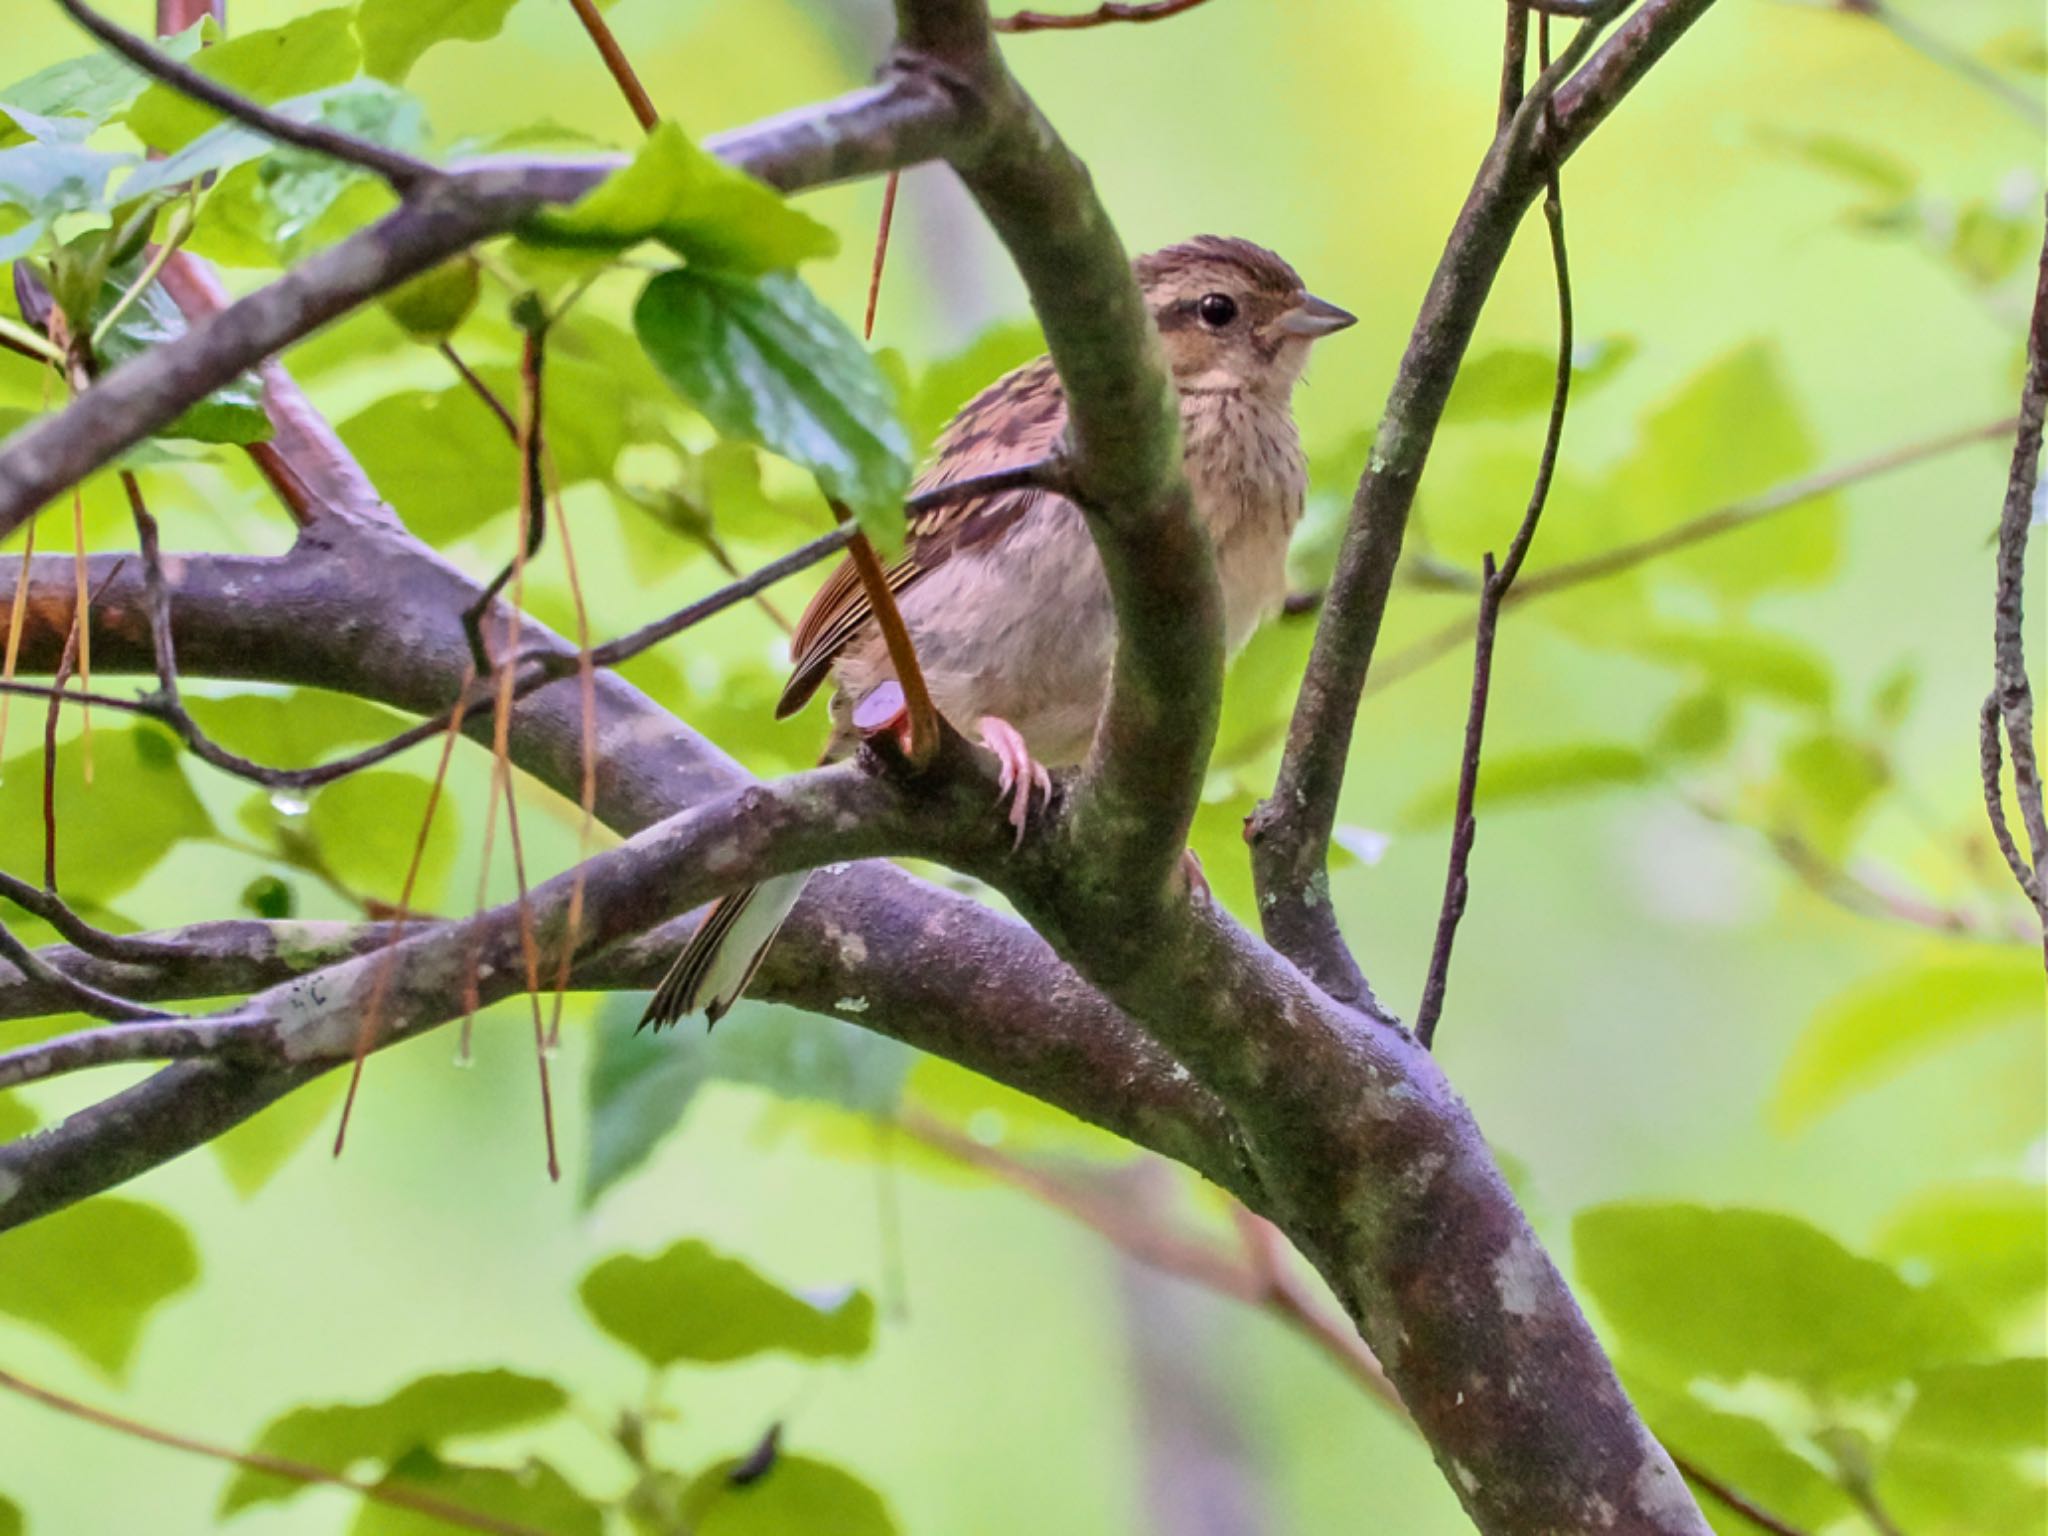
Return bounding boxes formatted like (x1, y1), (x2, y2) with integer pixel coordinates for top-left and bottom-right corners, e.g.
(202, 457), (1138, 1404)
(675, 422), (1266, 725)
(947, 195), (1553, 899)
(977, 715), (1051, 847)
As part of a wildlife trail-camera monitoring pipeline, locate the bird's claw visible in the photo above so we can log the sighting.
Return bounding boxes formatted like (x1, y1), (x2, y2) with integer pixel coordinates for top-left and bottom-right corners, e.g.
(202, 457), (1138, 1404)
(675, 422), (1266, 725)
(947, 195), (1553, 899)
(978, 715), (1050, 849)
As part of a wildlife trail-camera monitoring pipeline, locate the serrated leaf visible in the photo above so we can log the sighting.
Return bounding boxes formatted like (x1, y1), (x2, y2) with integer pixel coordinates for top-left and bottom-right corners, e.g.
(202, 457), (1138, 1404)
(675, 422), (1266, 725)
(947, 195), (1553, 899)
(0, 727), (214, 904)
(1398, 742), (1653, 828)
(307, 772), (458, 908)
(580, 1239), (874, 1368)
(686, 1455), (897, 1536)
(525, 121), (834, 274)
(0, 1197), (198, 1378)
(359, 0), (523, 83)
(634, 268), (910, 539)
(584, 998), (911, 1205)
(1574, 1203), (1987, 1391)
(221, 1370), (570, 1514)
(126, 8), (359, 153)
(210, 1074), (347, 1198)
(1876, 1180), (2047, 1327)
(1772, 950), (2041, 1133)
(350, 1455), (603, 1536)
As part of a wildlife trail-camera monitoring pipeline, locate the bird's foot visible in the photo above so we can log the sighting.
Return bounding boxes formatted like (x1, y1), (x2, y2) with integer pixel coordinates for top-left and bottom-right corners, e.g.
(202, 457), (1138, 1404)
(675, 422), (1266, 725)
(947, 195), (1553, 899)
(977, 715), (1051, 848)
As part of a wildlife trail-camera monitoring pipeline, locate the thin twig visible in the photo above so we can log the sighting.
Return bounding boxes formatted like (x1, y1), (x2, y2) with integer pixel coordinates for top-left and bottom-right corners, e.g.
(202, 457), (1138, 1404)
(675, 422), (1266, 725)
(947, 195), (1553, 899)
(1671, 1452), (1812, 1536)
(830, 501), (942, 766)
(0, 922), (172, 1025)
(564, 0), (660, 131)
(438, 342), (519, 439)
(994, 0), (1217, 30)
(0, 1366), (558, 1536)
(1985, 202), (2048, 949)
(864, 170), (901, 342)
(53, 0), (438, 189)
(1365, 416), (2019, 697)
(1416, 20), (1576, 1047)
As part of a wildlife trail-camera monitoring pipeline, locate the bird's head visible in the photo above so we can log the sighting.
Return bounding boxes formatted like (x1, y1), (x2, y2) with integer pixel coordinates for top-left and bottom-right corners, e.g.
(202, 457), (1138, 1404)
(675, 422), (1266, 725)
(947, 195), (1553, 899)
(1136, 235), (1355, 398)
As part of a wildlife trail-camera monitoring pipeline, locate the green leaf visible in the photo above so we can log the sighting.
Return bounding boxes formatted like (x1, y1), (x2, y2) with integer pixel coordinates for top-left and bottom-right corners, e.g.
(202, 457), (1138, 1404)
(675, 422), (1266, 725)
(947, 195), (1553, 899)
(0, 1197), (198, 1378)
(0, 25), (207, 144)
(0, 1092), (37, 1141)
(1874, 1439), (2045, 1536)
(307, 772), (459, 909)
(1630, 628), (1833, 711)
(221, 1370), (570, 1514)
(0, 726), (214, 905)
(1876, 1180), (2047, 1328)
(1608, 343), (1837, 601)
(210, 1074), (348, 1198)
(1624, 1374), (1853, 1533)
(0, 1494), (18, 1536)
(1897, 1358), (2046, 1451)
(1772, 950), (2042, 1133)
(359, 0), (523, 83)
(380, 254), (481, 342)
(90, 264), (269, 444)
(579, 1238), (875, 1368)
(350, 1454), (603, 1536)
(1441, 335), (1636, 424)
(336, 347), (634, 543)
(126, 8), (359, 153)
(686, 1455), (897, 1536)
(1574, 1203), (1986, 1391)
(524, 120), (835, 274)
(584, 998), (912, 1205)
(1651, 688), (1733, 762)
(1766, 727), (1888, 861)
(1398, 742), (1653, 828)
(0, 140), (135, 235)
(634, 268), (911, 539)
(1758, 128), (1917, 201)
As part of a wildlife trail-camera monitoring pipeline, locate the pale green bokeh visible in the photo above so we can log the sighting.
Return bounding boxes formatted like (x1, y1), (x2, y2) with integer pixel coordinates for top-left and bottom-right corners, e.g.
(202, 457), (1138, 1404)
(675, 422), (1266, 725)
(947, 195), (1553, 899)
(0, 1), (2040, 1532)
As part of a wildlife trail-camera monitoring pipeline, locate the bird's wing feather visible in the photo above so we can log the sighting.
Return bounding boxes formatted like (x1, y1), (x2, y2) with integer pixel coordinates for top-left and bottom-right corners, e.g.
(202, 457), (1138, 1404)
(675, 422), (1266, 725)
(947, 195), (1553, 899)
(775, 355), (1071, 719)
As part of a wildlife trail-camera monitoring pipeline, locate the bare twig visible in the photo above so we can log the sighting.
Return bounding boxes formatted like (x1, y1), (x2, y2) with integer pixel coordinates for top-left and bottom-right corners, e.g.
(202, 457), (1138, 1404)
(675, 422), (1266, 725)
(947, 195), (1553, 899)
(864, 170), (901, 341)
(1416, 17), (1576, 1047)
(564, 0), (660, 132)
(0, 921), (171, 1025)
(54, 0), (439, 189)
(994, 0), (1217, 30)
(1671, 1453), (1813, 1536)
(1367, 416), (2019, 696)
(1248, 0), (1697, 1005)
(0, 1366), (559, 1536)
(1985, 205), (2048, 950)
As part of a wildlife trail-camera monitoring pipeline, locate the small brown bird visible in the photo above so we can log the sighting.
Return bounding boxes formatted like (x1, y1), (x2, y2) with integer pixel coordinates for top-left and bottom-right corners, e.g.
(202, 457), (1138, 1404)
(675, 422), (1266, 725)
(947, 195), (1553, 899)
(643, 236), (1355, 1028)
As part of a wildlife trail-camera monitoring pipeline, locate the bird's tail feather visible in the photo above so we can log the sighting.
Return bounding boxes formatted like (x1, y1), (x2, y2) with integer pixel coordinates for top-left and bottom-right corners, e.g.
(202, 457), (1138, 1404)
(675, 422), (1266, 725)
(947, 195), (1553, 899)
(640, 872), (809, 1031)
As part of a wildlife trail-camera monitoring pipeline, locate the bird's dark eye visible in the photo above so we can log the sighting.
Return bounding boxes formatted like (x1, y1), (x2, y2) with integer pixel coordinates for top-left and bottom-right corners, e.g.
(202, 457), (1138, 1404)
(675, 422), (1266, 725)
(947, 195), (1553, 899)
(1196, 292), (1238, 328)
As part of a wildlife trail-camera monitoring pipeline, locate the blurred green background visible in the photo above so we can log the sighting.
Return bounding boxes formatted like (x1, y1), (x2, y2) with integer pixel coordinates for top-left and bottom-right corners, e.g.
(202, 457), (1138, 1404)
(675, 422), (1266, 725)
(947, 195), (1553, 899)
(0, 1), (2041, 1532)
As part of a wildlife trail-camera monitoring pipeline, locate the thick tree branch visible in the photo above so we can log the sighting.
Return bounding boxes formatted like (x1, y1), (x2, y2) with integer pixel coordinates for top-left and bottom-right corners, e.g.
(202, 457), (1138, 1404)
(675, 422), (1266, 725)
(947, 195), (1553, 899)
(1247, 0), (1720, 1004)
(0, 541), (1249, 1204)
(0, 70), (970, 541)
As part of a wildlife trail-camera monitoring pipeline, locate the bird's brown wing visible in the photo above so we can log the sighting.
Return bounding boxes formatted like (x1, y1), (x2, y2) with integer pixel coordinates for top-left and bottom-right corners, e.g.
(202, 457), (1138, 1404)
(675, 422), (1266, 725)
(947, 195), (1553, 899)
(774, 355), (1069, 719)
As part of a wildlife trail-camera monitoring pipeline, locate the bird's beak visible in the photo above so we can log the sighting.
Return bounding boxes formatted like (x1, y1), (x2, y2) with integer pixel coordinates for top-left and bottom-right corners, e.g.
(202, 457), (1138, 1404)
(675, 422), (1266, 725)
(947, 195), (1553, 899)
(1278, 292), (1357, 338)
